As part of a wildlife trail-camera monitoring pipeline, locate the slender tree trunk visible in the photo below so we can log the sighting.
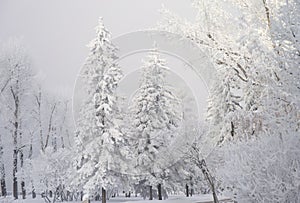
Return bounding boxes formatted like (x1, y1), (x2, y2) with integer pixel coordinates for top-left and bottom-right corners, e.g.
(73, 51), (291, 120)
(52, 135), (57, 152)
(199, 159), (219, 203)
(206, 174), (218, 203)
(21, 181), (25, 199)
(12, 137), (18, 200)
(61, 136), (65, 149)
(0, 91), (4, 203)
(102, 187), (106, 203)
(53, 191), (56, 203)
(262, 0), (271, 29)
(19, 128), (26, 199)
(212, 191), (218, 203)
(149, 186), (153, 200)
(0, 176), (6, 196)
(20, 163), (25, 199)
(32, 189), (36, 198)
(157, 184), (162, 200)
(190, 177), (193, 197)
(80, 191), (83, 201)
(230, 121), (235, 137)
(0, 137), (7, 197)
(185, 184), (189, 197)
(59, 101), (67, 149)
(13, 148), (18, 199)
(45, 103), (56, 150)
(28, 134), (36, 199)
(12, 113), (18, 200)
(11, 85), (19, 200)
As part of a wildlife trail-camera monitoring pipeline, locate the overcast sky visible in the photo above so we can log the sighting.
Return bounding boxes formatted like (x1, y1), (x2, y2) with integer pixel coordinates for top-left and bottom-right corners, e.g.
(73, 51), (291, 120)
(0, 0), (198, 96)
(0, 0), (215, 123)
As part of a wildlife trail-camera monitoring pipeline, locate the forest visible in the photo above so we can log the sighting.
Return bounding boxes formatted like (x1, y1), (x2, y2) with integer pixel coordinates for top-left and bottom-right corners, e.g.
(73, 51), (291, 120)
(0, 0), (299, 203)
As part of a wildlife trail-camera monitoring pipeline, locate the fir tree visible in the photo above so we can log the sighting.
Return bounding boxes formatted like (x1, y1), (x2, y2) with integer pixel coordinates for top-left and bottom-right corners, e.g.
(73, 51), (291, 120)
(73, 18), (124, 202)
(129, 49), (182, 199)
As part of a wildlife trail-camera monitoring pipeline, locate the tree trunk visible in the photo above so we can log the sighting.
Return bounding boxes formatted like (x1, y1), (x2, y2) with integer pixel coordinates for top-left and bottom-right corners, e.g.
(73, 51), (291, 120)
(262, 0), (271, 29)
(21, 181), (26, 199)
(11, 87), (19, 200)
(20, 149), (26, 199)
(28, 133), (35, 199)
(157, 184), (162, 200)
(185, 184), (189, 197)
(53, 191), (57, 203)
(190, 176), (194, 197)
(0, 177), (6, 196)
(80, 191), (83, 201)
(13, 148), (18, 199)
(32, 189), (36, 198)
(149, 186), (153, 200)
(230, 121), (235, 137)
(0, 135), (7, 197)
(102, 187), (106, 203)
(212, 190), (219, 203)
(199, 159), (219, 203)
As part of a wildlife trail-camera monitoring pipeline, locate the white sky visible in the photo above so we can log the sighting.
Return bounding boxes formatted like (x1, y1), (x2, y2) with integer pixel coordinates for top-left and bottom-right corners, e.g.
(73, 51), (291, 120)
(0, 0), (198, 98)
(0, 0), (216, 123)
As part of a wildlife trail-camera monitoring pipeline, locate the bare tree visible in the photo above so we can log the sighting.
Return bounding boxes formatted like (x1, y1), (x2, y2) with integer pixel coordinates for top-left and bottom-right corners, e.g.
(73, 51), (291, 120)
(0, 64), (8, 197)
(1, 39), (33, 199)
(33, 87), (57, 152)
(0, 134), (6, 197)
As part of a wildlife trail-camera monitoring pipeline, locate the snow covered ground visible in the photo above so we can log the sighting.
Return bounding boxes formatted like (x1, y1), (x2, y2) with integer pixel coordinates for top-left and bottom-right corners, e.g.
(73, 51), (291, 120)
(1, 195), (233, 203)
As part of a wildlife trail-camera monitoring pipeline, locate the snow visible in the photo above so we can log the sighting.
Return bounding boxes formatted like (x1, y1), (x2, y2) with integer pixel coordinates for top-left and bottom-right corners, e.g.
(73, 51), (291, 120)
(1, 1), (299, 203)
(2, 195), (233, 203)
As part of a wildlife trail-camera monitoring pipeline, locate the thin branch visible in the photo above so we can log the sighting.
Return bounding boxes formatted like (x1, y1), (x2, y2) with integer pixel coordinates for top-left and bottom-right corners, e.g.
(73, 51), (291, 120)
(44, 103), (57, 150)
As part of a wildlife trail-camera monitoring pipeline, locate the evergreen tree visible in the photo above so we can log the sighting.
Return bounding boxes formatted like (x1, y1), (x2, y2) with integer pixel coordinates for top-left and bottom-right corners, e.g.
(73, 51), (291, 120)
(72, 18), (124, 202)
(129, 49), (182, 199)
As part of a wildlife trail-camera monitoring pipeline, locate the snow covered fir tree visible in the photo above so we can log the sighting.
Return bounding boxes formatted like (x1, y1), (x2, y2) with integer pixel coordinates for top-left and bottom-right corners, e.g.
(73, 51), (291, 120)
(129, 48), (182, 200)
(0, 0), (299, 203)
(71, 18), (126, 202)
